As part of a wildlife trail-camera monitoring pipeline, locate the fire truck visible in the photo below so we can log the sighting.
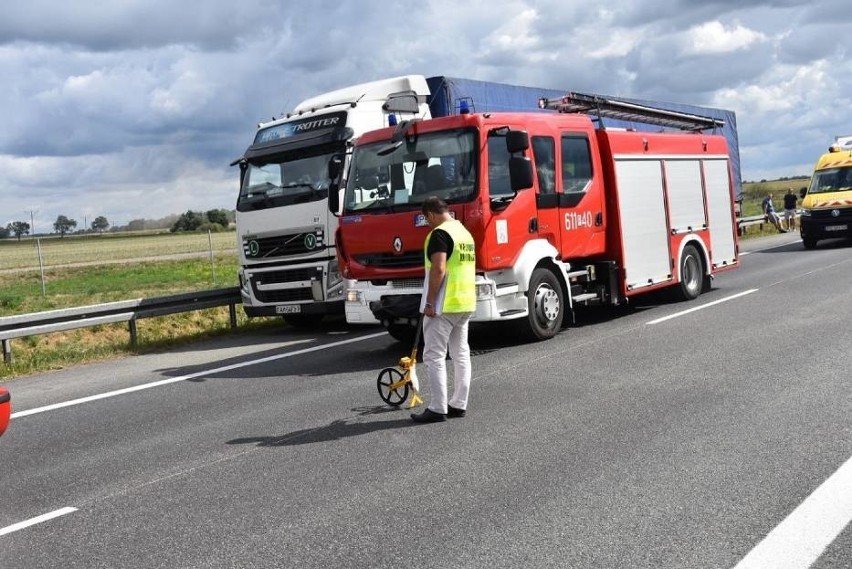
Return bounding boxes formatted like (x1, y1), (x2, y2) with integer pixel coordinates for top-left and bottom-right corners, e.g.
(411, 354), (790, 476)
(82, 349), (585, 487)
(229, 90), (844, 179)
(331, 92), (740, 342)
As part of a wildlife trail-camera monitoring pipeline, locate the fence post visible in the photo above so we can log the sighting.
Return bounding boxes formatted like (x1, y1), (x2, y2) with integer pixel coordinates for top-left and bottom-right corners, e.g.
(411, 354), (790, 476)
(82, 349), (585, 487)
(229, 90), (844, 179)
(36, 238), (46, 297)
(208, 230), (216, 285)
(229, 302), (237, 329)
(128, 319), (138, 348)
(2, 339), (11, 364)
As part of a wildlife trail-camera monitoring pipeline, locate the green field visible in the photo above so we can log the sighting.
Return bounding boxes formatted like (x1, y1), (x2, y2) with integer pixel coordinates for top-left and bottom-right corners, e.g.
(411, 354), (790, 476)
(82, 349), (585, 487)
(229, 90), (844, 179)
(0, 230), (238, 270)
(741, 178), (809, 217)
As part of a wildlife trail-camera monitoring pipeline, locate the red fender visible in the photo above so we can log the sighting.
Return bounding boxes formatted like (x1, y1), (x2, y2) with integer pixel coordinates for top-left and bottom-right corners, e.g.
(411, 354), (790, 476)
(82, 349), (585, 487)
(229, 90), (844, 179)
(0, 387), (10, 437)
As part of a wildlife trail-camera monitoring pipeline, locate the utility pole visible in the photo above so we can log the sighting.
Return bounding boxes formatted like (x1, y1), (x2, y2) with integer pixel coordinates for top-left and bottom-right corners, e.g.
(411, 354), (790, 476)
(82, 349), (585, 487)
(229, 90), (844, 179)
(26, 209), (38, 236)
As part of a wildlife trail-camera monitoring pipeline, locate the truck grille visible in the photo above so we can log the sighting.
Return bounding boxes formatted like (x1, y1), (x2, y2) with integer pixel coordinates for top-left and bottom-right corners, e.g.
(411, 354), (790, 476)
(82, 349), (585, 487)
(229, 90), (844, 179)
(354, 251), (423, 269)
(243, 230), (324, 259)
(808, 208), (852, 222)
(248, 266), (321, 303)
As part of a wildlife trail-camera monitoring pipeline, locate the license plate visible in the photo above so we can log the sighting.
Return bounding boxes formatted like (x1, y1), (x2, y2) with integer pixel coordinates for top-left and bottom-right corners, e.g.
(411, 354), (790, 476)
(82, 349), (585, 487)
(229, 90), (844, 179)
(275, 305), (301, 314)
(825, 224), (848, 231)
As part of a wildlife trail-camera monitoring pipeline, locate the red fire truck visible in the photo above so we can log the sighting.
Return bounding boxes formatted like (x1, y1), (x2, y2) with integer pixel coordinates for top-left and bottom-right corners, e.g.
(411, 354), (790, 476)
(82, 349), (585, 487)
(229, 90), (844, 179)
(330, 93), (739, 342)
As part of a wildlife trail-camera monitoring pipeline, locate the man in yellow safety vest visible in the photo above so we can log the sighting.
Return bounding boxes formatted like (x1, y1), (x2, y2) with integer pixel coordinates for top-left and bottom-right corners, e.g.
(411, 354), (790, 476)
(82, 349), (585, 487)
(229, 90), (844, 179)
(411, 196), (477, 423)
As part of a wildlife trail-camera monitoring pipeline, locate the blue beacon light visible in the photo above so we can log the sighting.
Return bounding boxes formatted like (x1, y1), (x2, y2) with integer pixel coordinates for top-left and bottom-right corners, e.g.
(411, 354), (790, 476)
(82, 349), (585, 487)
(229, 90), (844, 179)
(388, 113), (398, 126)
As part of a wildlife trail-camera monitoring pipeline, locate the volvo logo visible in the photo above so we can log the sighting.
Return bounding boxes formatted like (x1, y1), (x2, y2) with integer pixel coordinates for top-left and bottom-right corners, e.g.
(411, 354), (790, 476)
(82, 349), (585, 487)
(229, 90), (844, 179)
(832, 209), (840, 217)
(392, 236), (403, 254)
(247, 240), (260, 257)
(304, 234), (318, 250)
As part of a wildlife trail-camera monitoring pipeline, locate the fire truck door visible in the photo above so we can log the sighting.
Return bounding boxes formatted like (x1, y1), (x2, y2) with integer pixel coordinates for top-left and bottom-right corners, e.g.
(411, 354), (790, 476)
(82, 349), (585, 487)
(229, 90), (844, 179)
(531, 136), (562, 250)
(558, 134), (605, 259)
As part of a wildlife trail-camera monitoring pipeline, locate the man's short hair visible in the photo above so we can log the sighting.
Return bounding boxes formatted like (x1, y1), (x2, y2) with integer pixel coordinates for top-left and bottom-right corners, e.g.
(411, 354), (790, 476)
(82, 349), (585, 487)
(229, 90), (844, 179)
(422, 196), (448, 215)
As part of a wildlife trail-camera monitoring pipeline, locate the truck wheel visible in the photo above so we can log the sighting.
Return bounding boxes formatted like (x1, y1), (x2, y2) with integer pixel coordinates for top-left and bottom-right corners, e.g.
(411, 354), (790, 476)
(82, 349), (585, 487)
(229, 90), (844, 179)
(676, 244), (703, 301)
(802, 237), (817, 250)
(283, 314), (323, 328)
(522, 268), (564, 341)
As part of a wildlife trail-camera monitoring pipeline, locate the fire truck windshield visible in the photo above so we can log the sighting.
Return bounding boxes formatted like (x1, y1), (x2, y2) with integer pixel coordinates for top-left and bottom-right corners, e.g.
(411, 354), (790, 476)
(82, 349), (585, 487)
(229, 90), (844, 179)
(343, 129), (477, 214)
(237, 150), (338, 212)
(810, 166), (852, 194)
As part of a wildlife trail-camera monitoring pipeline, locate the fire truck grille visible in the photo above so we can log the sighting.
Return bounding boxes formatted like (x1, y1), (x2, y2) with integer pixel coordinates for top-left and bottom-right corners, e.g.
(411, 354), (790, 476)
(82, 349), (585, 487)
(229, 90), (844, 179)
(243, 231), (324, 259)
(354, 251), (423, 269)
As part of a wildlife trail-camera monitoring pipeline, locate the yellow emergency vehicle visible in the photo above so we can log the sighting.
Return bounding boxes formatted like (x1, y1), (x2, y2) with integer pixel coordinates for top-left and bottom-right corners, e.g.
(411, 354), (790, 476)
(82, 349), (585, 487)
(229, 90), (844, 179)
(799, 139), (852, 249)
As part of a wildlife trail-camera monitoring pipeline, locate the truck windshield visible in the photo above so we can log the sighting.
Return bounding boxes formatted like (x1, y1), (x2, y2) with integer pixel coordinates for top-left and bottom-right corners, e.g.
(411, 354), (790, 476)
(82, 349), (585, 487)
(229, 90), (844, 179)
(238, 150), (337, 212)
(809, 166), (852, 194)
(343, 129), (477, 214)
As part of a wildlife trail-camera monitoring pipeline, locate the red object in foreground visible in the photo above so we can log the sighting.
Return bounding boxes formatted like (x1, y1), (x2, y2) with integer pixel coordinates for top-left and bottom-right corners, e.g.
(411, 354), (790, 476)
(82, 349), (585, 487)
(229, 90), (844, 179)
(0, 387), (10, 437)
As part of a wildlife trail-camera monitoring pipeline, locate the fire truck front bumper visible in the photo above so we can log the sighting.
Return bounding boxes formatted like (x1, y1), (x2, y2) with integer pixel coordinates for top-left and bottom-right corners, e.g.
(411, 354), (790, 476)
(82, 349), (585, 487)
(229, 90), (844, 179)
(345, 275), (529, 325)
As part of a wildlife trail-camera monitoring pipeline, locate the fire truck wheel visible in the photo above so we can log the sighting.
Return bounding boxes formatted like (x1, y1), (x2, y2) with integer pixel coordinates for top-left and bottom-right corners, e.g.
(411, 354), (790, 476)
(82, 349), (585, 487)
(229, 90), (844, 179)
(677, 244), (703, 301)
(377, 367), (409, 406)
(802, 237), (817, 250)
(523, 268), (564, 341)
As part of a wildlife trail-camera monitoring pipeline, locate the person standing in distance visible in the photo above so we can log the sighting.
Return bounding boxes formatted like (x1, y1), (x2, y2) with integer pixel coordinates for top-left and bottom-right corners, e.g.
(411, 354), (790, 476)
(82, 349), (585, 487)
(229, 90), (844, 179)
(783, 187), (798, 231)
(411, 196), (477, 424)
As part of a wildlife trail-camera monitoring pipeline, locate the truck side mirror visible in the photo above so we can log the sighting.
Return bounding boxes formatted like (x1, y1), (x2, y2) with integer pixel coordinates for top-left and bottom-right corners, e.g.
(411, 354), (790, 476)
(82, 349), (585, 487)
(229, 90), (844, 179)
(328, 154), (343, 180)
(327, 155), (344, 214)
(506, 130), (530, 153)
(799, 186), (807, 199)
(509, 156), (534, 191)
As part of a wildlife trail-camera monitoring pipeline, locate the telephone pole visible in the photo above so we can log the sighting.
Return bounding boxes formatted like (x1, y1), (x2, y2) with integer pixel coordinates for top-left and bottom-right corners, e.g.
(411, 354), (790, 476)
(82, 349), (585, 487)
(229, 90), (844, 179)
(26, 209), (38, 236)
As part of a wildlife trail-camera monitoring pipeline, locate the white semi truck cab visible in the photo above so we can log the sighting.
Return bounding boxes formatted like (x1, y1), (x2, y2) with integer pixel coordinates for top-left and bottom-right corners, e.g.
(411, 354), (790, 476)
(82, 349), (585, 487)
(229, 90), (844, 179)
(233, 76), (431, 326)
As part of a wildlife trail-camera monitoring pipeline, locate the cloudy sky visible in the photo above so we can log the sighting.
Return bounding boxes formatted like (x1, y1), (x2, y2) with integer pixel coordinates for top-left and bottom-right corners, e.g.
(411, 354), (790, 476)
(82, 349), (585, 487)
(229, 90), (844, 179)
(2, 0), (851, 232)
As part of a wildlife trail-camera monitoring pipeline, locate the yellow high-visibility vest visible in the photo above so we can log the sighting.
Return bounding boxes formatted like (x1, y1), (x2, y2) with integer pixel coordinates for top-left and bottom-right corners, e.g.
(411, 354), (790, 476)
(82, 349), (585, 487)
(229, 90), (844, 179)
(424, 219), (476, 313)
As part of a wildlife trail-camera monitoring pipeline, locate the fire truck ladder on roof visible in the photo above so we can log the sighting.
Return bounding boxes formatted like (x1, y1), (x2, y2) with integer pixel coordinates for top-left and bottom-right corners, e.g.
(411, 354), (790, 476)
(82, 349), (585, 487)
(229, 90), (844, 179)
(538, 92), (725, 132)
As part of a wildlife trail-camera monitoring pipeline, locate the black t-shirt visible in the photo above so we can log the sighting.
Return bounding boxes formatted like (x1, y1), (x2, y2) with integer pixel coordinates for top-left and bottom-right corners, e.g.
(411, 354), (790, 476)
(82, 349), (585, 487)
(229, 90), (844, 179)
(426, 228), (454, 260)
(783, 193), (797, 210)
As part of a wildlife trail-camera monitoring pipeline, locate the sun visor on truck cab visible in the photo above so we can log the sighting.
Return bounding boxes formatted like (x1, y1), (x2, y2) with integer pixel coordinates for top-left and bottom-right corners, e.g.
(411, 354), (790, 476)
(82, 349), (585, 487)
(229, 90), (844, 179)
(243, 124), (354, 165)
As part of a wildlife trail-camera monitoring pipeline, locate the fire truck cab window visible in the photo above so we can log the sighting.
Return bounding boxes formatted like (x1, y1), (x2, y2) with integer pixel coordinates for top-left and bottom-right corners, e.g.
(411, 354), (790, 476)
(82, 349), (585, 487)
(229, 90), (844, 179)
(487, 135), (513, 199)
(532, 136), (556, 194)
(562, 136), (592, 196)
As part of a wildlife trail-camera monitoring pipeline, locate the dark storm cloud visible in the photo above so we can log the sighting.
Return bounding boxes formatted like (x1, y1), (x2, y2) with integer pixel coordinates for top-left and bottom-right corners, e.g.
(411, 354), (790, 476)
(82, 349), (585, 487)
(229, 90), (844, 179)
(1, 0), (851, 228)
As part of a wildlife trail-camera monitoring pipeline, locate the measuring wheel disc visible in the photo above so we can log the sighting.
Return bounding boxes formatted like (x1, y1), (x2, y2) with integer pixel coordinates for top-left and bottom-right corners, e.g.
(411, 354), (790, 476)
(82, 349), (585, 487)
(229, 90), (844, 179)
(377, 367), (409, 406)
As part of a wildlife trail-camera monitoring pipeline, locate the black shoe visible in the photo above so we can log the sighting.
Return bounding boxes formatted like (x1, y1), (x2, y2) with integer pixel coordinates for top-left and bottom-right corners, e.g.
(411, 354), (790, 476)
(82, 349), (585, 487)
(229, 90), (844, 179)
(447, 405), (466, 418)
(411, 409), (446, 423)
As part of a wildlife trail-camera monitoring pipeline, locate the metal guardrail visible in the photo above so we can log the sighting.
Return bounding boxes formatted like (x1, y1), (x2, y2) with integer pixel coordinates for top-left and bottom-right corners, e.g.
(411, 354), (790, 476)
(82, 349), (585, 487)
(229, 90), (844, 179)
(0, 287), (241, 364)
(737, 211), (801, 235)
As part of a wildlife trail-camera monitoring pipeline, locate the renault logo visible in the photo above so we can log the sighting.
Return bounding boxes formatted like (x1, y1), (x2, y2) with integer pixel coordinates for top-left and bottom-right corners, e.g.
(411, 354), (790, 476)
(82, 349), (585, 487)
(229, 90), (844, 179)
(832, 209), (840, 217)
(392, 236), (403, 254)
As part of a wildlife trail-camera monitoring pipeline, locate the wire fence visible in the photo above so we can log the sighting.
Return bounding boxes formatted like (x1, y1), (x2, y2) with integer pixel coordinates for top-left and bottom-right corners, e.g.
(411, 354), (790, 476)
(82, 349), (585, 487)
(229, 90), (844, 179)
(0, 231), (239, 307)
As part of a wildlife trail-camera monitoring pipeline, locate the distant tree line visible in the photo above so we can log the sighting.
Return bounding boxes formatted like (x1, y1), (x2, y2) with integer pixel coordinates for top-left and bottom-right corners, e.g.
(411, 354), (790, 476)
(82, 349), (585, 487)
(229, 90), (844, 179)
(3, 210), (235, 239)
(169, 209), (234, 233)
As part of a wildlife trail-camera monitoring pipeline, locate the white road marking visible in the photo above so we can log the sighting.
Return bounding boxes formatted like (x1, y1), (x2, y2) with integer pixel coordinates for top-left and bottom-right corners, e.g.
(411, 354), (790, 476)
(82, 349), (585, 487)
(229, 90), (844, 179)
(11, 332), (388, 419)
(733, 455), (852, 569)
(645, 289), (758, 325)
(0, 507), (78, 536)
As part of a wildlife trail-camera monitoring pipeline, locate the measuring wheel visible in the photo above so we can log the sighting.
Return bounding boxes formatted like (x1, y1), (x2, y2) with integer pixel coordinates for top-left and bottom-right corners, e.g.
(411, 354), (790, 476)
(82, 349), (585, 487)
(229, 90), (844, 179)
(377, 367), (409, 406)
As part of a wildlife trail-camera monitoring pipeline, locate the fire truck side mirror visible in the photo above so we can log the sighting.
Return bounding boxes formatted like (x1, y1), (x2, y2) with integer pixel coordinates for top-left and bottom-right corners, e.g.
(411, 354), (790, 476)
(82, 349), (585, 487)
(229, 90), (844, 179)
(509, 156), (534, 191)
(506, 130), (530, 153)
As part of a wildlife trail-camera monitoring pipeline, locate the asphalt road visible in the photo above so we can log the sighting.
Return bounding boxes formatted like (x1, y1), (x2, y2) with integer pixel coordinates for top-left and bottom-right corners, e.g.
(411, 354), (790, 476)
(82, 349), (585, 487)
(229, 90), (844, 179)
(1, 234), (850, 568)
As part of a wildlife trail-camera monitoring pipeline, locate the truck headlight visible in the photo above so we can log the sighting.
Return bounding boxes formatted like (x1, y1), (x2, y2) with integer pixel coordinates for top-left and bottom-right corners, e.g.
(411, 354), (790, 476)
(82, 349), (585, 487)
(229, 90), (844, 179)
(346, 289), (362, 303)
(328, 261), (342, 288)
(476, 283), (495, 299)
(800, 209), (811, 217)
